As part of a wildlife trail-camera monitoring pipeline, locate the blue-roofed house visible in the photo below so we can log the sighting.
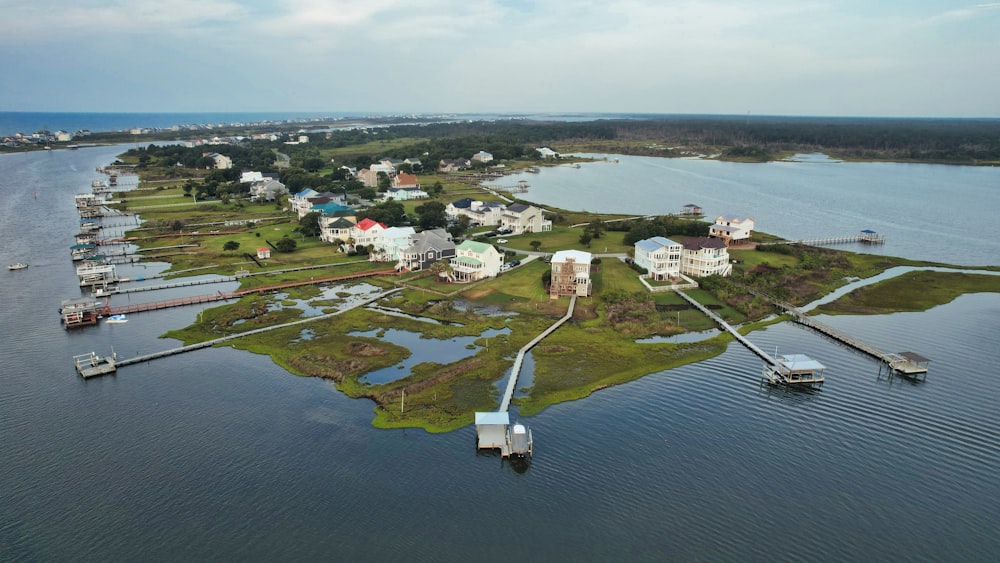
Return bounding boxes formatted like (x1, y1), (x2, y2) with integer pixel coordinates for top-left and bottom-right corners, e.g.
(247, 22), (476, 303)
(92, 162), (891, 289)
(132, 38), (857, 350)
(633, 236), (684, 281)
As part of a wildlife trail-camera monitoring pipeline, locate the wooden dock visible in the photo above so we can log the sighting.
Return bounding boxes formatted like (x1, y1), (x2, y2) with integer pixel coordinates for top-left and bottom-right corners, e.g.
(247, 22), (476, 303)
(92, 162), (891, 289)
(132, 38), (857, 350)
(767, 297), (930, 377)
(74, 352), (117, 378)
(758, 231), (886, 247)
(673, 289), (777, 366)
(98, 269), (398, 316)
(109, 288), (401, 370)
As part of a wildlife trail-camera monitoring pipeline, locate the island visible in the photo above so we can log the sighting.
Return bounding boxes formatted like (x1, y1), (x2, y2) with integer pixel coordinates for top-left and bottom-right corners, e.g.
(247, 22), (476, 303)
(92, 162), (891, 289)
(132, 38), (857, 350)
(71, 119), (1000, 433)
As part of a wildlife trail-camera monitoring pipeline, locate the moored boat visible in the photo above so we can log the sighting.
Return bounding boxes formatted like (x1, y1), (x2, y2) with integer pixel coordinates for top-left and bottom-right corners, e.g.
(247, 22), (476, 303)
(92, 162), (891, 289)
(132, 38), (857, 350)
(8, 263), (28, 270)
(105, 314), (128, 324)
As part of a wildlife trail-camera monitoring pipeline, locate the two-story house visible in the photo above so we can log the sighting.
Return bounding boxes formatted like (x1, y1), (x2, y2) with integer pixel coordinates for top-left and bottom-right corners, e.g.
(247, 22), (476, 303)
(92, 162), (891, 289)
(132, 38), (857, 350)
(449, 240), (503, 282)
(446, 198), (506, 226)
(709, 214), (755, 245)
(351, 218), (388, 249)
(396, 229), (456, 272)
(633, 237), (684, 281)
(549, 250), (592, 298)
(471, 151), (493, 163)
(370, 226), (417, 262)
(680, 237), (732, 277)
(320, 216), (357, 244)
(500, 203), (552, 234)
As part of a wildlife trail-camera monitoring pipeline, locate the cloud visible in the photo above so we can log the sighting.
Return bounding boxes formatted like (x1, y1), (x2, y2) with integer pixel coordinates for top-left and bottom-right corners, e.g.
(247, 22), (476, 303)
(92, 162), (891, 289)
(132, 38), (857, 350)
(918, 2), (1000, 26)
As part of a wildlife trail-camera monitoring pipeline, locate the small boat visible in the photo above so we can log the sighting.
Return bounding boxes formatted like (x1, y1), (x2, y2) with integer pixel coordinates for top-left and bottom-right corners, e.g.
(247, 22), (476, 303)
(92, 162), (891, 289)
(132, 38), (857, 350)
(105, 314), (128, 324)
(8, 263), (28, 270)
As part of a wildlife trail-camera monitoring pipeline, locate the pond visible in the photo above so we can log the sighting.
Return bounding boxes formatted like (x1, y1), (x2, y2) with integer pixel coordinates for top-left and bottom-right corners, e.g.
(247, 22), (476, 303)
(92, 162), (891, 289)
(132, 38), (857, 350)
(351, 326), (511, 384)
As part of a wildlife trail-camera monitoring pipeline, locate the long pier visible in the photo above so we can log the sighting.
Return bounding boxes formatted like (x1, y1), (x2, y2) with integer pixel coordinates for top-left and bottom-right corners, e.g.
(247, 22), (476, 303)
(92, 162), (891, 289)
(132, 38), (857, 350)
(759, 294), (930, 376)
(99, 269), (399, 316)
(499, 295), (577, 412)
(114, 289), (402, 368)
(673, 289), (777, 366)
(758, 233), (886, 247)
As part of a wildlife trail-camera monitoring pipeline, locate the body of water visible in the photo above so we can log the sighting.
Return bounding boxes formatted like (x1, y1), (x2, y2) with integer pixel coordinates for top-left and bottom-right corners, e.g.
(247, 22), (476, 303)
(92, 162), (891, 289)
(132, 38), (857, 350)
(488, 153), (1000, 265)
(2, 146), (999, 561)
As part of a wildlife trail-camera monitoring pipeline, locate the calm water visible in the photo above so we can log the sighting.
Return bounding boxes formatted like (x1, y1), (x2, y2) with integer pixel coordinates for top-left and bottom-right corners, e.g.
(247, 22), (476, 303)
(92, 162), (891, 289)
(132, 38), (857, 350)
(2, 147), (999, 561)
(489, 154), (1000, 265)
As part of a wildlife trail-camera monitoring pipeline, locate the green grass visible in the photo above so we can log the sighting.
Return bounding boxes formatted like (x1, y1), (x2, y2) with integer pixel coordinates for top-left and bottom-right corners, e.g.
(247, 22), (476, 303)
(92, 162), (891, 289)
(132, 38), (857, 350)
(817, 271), (1000, 314)
(500, 227), (630, 254)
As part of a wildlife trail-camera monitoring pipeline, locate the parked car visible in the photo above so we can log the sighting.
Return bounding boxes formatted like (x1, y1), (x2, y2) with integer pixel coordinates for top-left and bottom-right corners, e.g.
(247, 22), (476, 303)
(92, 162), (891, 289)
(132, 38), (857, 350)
(496, 238), (508, 244)
(509, 259), (520, 267)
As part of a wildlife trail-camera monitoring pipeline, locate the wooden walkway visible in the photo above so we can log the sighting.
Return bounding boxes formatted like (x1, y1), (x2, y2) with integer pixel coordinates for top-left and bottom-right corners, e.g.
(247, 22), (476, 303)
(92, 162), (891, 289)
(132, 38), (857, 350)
(761, 294), (929, 375)
(758, 234), (886, 247)
(498, 295), (577, 412)
(113, 289), (402, 368)
(100, 269), (398, 316)
(673, 289), (777, 366)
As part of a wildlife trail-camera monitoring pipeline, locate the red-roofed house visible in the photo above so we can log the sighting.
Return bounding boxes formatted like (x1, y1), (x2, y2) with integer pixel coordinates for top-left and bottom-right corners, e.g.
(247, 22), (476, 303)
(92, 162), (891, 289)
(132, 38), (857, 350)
(351, 218), (388, 248)
(257, 247), (271, 260)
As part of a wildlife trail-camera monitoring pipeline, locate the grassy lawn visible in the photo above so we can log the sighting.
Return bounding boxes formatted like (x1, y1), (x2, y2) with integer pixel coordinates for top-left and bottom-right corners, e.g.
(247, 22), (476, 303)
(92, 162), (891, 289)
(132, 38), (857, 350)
(499, 227), (630, 254)
(319, 137), (427, 161)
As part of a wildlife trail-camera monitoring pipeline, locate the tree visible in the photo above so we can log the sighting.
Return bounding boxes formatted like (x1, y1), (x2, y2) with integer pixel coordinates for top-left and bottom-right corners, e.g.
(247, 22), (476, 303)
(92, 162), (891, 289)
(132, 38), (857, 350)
(223, 241), (241, 252)
(586, 219), (606, 239)
(448, 215), (471, 238)
(302, 157), (325, 172)
(275, 237), (297, 253)
(431, 181), (443, 196)
(579, 232), (593, 247)
(529, 240), (542, 252)
(362, 200), (406, 227)
(299, 211), (322, 238)
(415, 200), (448, 230)
(377, 172), (392, 192)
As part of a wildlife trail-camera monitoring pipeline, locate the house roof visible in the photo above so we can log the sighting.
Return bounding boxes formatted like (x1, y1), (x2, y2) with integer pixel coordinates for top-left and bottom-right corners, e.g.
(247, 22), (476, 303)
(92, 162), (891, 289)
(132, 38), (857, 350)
(552, 249), (592, 263)
(326, 217), (355, 229)
(383, 226), (416, 239)
(682, 237), (727, 251)
(450, 197), (474, 209)
(357, 218), (387, 231)
(475, 412), (509, 426)
(506, 203), (530, 213)
(778, 354), (825, 373)
(457, 240), (493, 254)
(395, 173), (419, 186)
(635, 237), (679, 252)
(453, 256), (483, 266)
(295, 188), (318, 198)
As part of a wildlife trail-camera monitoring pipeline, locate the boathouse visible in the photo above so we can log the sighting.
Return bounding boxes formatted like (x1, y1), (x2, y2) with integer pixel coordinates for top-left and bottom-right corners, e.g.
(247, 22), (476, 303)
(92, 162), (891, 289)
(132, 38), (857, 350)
(61, 297), (103, 328)
(475, 412), (510, 451)
(762, 354), (826, 387)
(883, 351), (931, 380)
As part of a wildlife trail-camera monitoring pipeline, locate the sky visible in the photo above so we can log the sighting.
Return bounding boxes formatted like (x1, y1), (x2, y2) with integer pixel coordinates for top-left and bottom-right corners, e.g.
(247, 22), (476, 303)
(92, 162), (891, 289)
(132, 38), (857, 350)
(0, 0), (998, 117)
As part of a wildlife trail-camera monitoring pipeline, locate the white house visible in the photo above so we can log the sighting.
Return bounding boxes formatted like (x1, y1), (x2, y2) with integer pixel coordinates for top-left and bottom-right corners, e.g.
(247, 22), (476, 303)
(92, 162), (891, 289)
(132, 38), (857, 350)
(549, 250), (592, 298)
(449, 240), (504, 282)
(471, 150), (494, 163)
(351, 218), (388, 248)
(536, 147), (559, 159)
(240, 171), (264, 184)
(709, 214), (755, 245)
(55, 131), (72, 142)
(680, 237), (732, 277)
(249, 179), (287, 202)
(370, 226), (417, 262)
(257, 247), (271, 260)
(633, 237), (684, 281)
(206, 152), (232, 169)
(501, 203), (552, 234)
(383, 187), (428, 201)
(289, 188), (320, 215)
(446, 198), (505, 226)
